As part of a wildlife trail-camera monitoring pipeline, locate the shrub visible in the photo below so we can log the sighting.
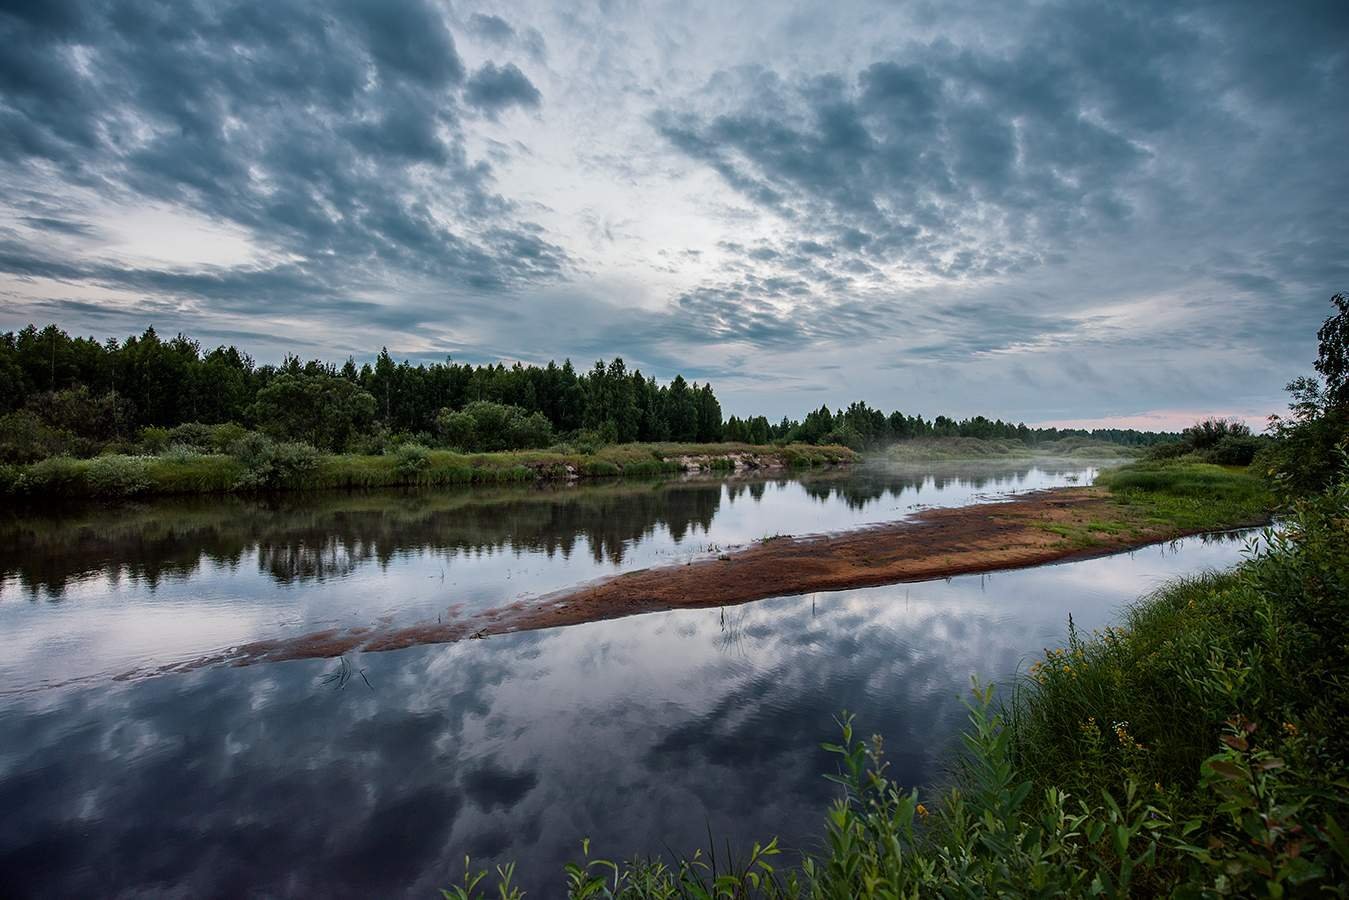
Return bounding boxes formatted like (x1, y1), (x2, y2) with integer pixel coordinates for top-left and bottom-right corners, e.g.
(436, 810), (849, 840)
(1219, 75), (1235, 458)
(1181, 417), (1252, 451)
(208, 422), (249, 452)
(159, 443), (204, 464)
(86, 455), (151, 497)
(435, 402), (554, 452)
(0, 410), (73, 463)
(1202, 434), (1262, 466)
(18, 456), (85, 496)
(392, 442), (431, 478)
(138, 426), (171, 455)
(230, 433), (321, 489)
(166, 422), (214, 450)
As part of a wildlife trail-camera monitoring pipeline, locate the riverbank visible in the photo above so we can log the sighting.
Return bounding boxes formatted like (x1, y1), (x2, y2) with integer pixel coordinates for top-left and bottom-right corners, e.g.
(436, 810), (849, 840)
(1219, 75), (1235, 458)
(1, 441), (855, 499)
(154, 463), (1271, 673)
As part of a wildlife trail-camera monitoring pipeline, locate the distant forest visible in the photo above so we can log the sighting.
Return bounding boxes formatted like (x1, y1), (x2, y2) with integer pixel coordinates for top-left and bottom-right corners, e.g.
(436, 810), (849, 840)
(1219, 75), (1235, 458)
(0, 324), (1177, 457)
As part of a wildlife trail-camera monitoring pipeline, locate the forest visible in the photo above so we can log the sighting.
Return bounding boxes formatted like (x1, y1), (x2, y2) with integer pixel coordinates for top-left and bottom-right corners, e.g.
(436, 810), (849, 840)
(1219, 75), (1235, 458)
(0, 324), (1174, 461)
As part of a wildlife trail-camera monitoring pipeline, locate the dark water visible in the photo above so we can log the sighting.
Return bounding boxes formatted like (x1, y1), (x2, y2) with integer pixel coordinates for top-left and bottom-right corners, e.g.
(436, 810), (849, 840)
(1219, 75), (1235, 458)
(0, 462), (1254, 897)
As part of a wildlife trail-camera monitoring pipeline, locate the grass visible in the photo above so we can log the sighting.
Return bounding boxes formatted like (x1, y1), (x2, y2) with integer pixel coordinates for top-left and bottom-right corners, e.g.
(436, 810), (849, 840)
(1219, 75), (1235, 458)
(3, 442), (856, 499)
(1094, 461), (1273, 531)
(444, 473), (1349, 898)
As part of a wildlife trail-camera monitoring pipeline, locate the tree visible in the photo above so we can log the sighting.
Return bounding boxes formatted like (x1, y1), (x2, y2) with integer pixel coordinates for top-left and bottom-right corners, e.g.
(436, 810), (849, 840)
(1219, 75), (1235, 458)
(1315, 293), (1349, 409)
(435, 401), (553, 451)
(248, 373), (375, 451)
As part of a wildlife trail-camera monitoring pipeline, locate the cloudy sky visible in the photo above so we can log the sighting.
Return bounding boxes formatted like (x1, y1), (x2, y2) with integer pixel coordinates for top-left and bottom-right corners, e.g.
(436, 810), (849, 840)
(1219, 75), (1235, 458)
(0, 0), (1345, 427)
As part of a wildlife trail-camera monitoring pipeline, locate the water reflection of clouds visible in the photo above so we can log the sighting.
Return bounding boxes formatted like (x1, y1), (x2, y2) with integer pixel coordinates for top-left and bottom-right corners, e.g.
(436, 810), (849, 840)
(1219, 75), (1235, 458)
(0, 533), (1250, 896)
(0, 465), (1110, 691)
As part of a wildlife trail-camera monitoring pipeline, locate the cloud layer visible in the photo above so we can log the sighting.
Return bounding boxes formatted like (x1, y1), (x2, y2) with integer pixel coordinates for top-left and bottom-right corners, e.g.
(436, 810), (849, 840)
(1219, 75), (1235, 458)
(0, 0), (1345, 425)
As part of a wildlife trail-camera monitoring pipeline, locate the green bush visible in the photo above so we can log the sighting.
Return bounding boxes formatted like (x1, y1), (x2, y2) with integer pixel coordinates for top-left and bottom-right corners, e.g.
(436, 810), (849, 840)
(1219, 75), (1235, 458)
(436, 401), (555, 452)
(18, 455), (85, 496)
(159, 443), (204, 463)
(1202, 434), (1262, 466)
(138, 426), (171, 455)
(391, 442), (431, 478)
(230, 433), (321, 489)
(208, 422), (249, 452)
(0, 410), (74, 463)
(166, 422), (214, 449)
(86, 455), (151, 497)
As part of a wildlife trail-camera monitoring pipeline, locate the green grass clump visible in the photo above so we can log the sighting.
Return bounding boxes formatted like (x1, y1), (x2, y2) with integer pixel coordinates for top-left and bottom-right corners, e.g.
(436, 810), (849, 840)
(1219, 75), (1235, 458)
(1095, 461), (1272, 531)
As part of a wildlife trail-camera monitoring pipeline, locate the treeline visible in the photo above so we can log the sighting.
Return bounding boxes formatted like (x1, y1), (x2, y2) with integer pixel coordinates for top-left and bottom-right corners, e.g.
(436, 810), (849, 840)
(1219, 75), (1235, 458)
(0, 323), (1173, 459)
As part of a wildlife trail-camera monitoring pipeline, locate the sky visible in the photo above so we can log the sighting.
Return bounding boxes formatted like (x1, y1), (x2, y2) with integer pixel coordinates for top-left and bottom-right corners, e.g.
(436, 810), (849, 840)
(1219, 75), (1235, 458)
(0, 0), (1345, 428)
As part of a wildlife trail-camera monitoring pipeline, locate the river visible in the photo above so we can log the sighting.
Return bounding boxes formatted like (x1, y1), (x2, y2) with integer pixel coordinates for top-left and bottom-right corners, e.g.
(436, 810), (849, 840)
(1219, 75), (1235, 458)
(0, 460), (1255, 896)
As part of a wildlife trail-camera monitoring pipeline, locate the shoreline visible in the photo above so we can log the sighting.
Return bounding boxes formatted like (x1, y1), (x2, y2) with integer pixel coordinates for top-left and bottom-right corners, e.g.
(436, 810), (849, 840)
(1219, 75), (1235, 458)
(142, 485), (1270, 677)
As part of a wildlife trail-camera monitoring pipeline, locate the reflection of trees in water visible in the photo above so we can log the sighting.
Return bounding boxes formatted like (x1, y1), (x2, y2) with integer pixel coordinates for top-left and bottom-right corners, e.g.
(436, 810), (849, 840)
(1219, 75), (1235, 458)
(0, 480), (729, 597)
(797, 462), (1076, 510)
(0, 463), (1116, 598)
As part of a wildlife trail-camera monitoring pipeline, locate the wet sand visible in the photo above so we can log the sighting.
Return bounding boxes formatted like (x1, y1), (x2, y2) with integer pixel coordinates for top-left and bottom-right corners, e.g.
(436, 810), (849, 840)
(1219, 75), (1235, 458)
(145, 487), (1266, 676)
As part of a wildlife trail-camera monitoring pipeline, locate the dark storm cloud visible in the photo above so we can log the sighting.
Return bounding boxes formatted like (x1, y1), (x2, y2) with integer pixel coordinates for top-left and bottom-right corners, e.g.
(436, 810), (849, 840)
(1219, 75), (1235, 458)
(0, 0), (567, 313)
(464, 62), (543, 116)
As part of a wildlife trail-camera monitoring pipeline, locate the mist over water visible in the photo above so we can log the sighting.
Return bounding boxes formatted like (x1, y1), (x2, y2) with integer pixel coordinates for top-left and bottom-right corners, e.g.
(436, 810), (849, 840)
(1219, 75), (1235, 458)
(0, 462), (1255, 895)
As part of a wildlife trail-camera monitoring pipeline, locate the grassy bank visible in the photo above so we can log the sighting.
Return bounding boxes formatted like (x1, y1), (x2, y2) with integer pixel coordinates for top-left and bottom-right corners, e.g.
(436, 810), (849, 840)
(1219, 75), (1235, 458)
(447, 471), (1346, 898)
(885, 435), (1145, 461)
(0, 441), (855, 499)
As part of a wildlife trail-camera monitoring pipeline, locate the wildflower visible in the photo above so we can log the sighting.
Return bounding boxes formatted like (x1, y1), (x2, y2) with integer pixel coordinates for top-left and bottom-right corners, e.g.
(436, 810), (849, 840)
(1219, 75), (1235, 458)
(1113, 720), (1144, 751)
(916, 803), (930, 820)
(1283, 722), (1298, 737)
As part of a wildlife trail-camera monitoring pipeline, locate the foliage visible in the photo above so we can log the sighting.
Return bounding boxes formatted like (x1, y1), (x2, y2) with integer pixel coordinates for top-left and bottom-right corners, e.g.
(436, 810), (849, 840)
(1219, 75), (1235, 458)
(435, 401), (554, 452)
(1, 324), (1176, 467)
(1182, 417), (1252, 451)
(1314, 292), (1349, 409)
(0, 410), (73, 463)
(229, 433), (322, 490)
(85, 454), (151, 497)
(391, 442), (432, 478)
(1095, 462), (1271, 531)
(248, 373), (376, 451)
(15, 455), (86, 496)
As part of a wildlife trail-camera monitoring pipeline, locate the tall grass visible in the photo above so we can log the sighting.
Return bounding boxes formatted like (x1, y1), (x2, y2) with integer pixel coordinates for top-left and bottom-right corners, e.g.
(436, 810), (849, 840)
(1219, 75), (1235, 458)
(1095, 461), (1272, 531)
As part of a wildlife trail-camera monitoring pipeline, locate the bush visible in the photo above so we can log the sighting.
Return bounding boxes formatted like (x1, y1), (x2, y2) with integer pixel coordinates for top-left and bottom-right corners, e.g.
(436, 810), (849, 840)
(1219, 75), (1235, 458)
(159, 443), (204, 464)
(0, 410), (73, 463)
(230, 433), (321, 489)
(138, 426), (171, 455)
(1182, 417), (1252, 451)
(435, 402), (554, 452)
(392, 442), (431, 478)
(86, 455), (151, 497)
(17, 456), (85, 496)
(1146, 440), (1188, 461)
(166, 422), (214, 450)
(208, 422), (249, 452)
(1202, 434), (1262, 466)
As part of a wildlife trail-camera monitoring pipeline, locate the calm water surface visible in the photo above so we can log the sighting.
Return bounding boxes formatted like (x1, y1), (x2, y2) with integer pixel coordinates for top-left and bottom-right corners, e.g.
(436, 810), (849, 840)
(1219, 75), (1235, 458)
(0, 461), (1254, 896)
